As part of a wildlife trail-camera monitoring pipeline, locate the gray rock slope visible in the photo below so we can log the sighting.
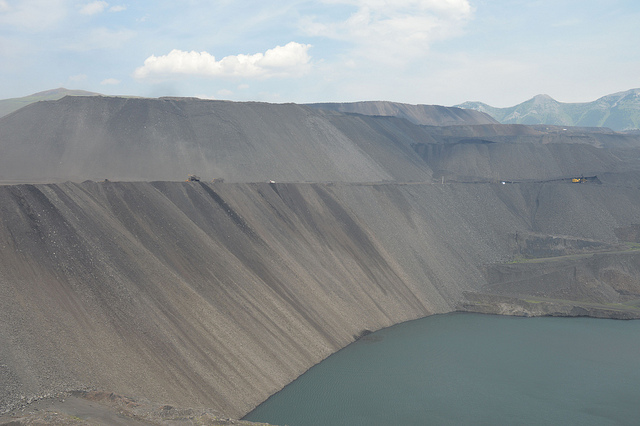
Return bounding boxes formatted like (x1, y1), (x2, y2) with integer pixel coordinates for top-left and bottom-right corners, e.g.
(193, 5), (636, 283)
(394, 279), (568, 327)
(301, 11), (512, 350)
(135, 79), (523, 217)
(3, 96), (640, 420)
(307, 100), (498, 126)
(3, 180), (640, 418)
(0, 96), (435, 183)
(2, 96), (639, 184)
(410, 124), (640, 182)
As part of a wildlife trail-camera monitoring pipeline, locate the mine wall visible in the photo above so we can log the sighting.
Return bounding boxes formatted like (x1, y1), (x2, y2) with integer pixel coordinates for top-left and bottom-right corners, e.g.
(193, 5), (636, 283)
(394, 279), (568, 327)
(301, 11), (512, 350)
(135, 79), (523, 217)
(4, 96), (640, 186)
(2, 180), (640, 418)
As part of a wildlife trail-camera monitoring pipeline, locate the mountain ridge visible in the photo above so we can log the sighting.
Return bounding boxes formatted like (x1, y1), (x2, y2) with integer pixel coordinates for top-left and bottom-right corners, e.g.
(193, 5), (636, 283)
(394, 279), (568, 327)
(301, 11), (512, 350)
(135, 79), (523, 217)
(0, 87), (101, 118)
(457, 88), (640, 131)
(306, 100), (497, 126)
(4, 87), (640, 132)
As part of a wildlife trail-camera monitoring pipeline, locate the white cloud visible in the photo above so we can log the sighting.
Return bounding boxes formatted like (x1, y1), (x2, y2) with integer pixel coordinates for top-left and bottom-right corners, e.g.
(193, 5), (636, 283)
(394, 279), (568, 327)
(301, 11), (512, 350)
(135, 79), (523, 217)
(100, 78), (120, 85)
(109, 5), (126, 12)
(217, 89), (233, 97)
(79, 1), (108, 15)
(133, 42), (312, 80)
(0, 0), (10, 12)
(302, 0), (473, 62)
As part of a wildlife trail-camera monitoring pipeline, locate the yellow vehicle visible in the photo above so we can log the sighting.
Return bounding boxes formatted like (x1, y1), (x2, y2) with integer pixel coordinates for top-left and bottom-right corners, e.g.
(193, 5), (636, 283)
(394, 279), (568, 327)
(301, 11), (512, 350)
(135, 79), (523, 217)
(572, 177), (587, 183)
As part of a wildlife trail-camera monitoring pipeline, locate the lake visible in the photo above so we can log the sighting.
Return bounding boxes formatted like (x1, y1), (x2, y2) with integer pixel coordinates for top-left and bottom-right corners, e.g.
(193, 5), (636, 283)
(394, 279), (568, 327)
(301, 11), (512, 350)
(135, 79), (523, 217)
(244, 312), (640, 425)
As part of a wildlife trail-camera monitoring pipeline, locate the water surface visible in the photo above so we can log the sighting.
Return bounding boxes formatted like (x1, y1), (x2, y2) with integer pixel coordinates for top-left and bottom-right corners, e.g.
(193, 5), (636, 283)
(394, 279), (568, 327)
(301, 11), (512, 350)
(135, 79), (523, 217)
(245, 313), (640, 425)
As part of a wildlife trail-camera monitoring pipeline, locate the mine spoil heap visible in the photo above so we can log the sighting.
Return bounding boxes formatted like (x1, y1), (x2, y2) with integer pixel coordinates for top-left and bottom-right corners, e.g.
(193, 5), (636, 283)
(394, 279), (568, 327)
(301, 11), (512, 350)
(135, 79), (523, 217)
(2, 95), (640, 424)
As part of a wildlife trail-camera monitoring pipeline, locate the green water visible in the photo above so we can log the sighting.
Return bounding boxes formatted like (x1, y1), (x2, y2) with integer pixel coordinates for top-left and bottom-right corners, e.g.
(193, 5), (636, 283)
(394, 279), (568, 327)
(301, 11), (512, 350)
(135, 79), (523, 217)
(244, 313), (640, 425)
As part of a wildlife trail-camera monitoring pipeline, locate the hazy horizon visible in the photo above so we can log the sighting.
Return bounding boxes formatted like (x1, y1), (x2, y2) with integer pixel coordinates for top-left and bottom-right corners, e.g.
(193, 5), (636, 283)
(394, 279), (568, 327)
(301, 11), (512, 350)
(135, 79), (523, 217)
(1, 1), (639, 107)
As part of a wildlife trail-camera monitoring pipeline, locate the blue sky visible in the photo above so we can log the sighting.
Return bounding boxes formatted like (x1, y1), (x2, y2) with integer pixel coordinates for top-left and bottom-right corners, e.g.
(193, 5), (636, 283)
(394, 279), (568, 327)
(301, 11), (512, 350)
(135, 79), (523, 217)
(1, 0), (639, 106)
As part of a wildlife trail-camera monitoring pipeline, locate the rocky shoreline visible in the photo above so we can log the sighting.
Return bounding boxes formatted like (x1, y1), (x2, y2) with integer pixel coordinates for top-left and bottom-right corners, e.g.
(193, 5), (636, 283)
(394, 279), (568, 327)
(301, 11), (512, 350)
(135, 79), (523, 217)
(0, 391), (273, 426)
(459, 293), (640, 320)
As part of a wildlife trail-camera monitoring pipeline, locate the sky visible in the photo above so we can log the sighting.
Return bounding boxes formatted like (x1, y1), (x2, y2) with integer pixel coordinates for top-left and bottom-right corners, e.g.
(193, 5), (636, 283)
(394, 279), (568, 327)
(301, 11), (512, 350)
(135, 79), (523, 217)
(1, 0), (639, 107)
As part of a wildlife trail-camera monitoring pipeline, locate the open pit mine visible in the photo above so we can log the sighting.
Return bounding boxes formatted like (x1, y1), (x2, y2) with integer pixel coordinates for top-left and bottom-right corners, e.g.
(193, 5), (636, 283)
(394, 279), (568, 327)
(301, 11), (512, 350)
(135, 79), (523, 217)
(2, 96), (640, 424)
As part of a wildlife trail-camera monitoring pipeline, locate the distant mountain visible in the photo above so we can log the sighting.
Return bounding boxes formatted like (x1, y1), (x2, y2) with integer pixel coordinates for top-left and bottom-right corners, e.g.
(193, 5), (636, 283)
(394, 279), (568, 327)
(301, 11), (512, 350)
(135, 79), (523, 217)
(457, 88), (640, 131)
(0, 87), (101, 117)
(307, 100), (498, 126)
